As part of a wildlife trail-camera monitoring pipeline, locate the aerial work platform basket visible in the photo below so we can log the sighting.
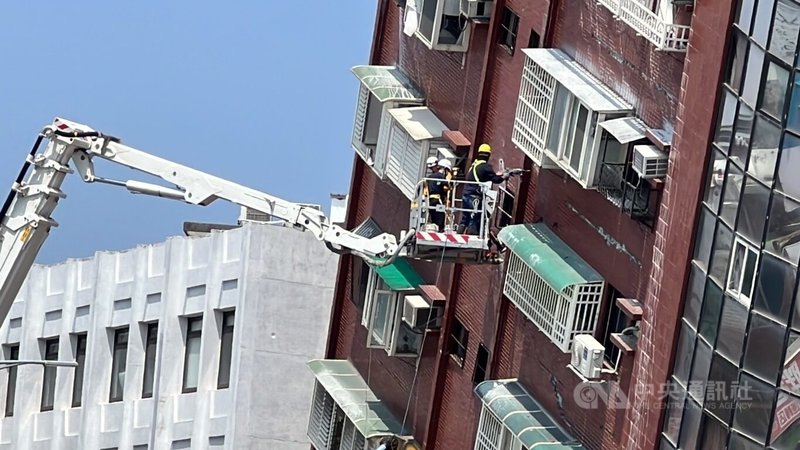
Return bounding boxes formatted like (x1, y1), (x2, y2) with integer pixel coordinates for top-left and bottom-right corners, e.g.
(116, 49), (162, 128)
(406, 178), (502, 265)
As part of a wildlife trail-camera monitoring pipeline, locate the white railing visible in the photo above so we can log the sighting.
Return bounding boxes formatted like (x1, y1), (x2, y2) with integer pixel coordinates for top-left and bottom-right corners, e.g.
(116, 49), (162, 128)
(598, 0), (691, 52)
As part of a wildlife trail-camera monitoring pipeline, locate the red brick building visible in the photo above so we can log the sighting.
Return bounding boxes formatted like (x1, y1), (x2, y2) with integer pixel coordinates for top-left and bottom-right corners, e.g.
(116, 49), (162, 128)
(305, 0), (748, 448)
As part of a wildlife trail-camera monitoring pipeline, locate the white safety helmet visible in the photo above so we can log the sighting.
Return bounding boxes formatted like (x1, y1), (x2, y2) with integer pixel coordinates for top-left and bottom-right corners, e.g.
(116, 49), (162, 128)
(426, 156), (439, 168)
(438, 159), (452, 170)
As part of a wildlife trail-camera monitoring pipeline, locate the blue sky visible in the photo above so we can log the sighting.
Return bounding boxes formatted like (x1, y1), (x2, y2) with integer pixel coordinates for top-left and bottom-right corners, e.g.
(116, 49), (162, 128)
(0, 2), (376, 264)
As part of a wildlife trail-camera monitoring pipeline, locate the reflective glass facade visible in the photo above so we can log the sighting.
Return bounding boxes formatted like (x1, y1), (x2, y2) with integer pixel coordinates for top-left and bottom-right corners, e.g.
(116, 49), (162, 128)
(662, 0), (800, 446)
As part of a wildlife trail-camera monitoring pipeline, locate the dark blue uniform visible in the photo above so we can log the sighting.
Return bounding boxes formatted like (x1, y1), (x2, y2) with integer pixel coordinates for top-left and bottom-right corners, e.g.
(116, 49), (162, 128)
(426, 172), (447, 231)
(459, 157), (505, 234)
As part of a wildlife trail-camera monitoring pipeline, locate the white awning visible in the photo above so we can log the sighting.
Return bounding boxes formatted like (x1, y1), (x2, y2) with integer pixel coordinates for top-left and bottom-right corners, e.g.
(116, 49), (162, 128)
(522, 48), (632, 113)
(388, 107), (450, 141)
(598, 117), (648, 144)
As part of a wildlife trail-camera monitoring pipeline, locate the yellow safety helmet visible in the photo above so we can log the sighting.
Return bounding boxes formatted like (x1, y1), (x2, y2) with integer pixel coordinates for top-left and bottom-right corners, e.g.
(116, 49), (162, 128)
(478, 143), (492, 154)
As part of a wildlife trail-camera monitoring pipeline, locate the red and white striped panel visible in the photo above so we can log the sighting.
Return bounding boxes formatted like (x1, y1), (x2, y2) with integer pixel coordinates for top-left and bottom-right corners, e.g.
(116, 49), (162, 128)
(416, 231), (472, 244)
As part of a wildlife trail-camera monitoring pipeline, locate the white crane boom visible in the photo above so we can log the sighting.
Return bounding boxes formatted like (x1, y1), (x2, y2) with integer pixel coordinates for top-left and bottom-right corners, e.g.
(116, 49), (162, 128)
(0, 118), (407, 325)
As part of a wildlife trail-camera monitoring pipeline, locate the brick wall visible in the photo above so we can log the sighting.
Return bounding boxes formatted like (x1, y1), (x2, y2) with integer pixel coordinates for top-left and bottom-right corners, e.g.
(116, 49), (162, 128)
(622, 0), (735, 448)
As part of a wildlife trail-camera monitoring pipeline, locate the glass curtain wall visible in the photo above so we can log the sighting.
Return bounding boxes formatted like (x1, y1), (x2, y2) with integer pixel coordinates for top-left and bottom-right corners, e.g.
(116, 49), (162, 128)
(662, 0), (800, 447)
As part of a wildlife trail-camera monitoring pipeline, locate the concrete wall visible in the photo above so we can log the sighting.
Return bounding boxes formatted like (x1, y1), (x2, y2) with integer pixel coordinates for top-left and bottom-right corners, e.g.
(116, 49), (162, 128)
(0, 222), (337, 450)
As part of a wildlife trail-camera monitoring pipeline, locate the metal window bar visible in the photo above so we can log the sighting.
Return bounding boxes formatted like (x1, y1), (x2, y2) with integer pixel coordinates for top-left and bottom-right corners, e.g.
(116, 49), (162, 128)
(503, 253), (604, 352)
(474, 406), (504, 450)
(308, 382), (335, 450)
(512, 57), (557, 164)
(597, 162), (657, 222)
(597, 0), (691, 51)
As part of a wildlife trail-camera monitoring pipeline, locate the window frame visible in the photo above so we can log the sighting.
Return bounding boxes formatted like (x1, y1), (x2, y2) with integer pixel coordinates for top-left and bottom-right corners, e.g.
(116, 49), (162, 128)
(40, 337), (59, 412)
(362, 269), (423, 357)
(4, 344), (19, 417)
(414, 0), (471, 52)
(182, 316), (203, 394)
(71, 334), (87, 408)
(109, 327), (129, 403)
(141, 322), (158, 398)
(726, 237), (760, 308)
(449, 317), (469, 366)
(473, 343), (490, 385)
(498, 6), (520, 54)
(217, 310), (235, 389)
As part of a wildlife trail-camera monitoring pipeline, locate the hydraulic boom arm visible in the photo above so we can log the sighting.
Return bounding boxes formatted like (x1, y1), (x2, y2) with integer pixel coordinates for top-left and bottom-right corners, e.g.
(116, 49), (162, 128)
(0, 118), (405, 324)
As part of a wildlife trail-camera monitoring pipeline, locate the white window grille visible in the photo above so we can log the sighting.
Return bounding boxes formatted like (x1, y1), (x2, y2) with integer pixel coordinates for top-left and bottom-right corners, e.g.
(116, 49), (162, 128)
(308, 382), (367, 450)
(511, 57), (558, 166)
(512, 49), (635, 188)
(383, 107), (450, 201)
(727, 237), (760, 309)
(475, 407), (504, 450)
(503, 251), (604, 352)
(475, 406), (524, 450)
(351, 66), (425, 178)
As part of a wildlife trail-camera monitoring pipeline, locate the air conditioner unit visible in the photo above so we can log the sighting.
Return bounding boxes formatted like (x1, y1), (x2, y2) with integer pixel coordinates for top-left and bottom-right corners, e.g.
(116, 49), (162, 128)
(460, 0), (493, 19)
(402, 295), (442, 330)
(571, 334), (604, 380)
(632, 145), (669, 179)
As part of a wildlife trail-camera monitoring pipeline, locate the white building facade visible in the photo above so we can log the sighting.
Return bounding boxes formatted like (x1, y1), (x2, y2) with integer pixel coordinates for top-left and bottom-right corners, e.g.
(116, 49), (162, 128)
(0, 222), (338, 450)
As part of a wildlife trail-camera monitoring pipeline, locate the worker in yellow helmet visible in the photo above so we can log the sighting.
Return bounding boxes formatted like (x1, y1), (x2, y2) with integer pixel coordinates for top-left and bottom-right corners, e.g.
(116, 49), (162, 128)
(457, 143), (509, 235)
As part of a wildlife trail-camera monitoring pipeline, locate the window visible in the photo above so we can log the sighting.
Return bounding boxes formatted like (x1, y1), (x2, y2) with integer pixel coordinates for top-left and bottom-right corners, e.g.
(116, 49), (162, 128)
(351, 66), (424, 174)
(727, 238), (759, 308)
(72, 334), (87, 407)
(4, 345), (18, 417)
(503, 250), (605, 352)
(498, 7), (520, 53)
(473, 344), (490, 384)
(512, 49), (633, 187)
(415, 0), (471, 52)
(449, 318), (469, 366)
(182, 316), (203, 393)
(142, 323), (158, 398)
(367, 278), (396, 349)
(527, 29), (541, 49)
(363, 270), (424, 357)
(308, 382), (367, 450)
(41, 338), (59, 411)
(109, 328), (129, 402)
(218, 311), (235, 389)
(351, 260), (371, 310)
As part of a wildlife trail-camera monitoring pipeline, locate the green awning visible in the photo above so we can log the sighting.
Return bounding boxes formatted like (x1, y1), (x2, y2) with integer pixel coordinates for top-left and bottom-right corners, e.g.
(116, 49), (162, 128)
(308, 359), (407, 438)
(476, 380), (586, 449)
(498, 224), (603, 293)
(375, 258), (423, 291)
(352, 65), (425, 103)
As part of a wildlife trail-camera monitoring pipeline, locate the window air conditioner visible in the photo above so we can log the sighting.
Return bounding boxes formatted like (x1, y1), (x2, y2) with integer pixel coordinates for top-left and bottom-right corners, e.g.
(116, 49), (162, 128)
(460, 0), (493, 19)
(571, 334), (604, 380)
(402, 295), (442, 330)
(632, 145), (669, 179)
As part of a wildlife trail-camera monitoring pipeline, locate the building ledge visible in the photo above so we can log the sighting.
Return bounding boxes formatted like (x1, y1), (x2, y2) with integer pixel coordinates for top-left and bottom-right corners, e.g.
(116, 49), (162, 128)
(616, 298), (643, 321)
(610, 332), (638, 354)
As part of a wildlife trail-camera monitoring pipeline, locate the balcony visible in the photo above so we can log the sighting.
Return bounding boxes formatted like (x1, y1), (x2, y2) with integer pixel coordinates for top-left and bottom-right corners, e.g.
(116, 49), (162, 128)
(597, 0), (691, 52)
(597, 162), (660, 227)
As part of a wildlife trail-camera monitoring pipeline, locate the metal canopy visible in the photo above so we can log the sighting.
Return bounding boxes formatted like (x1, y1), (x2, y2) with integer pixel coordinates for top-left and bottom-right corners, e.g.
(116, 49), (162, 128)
(598, 116), (648, 144)
(375, 257), (423, 291)
(388, 107), (449, 141)
(497, 224), (603, 293)
(522, 49), (632, 113)
(308, 359), (407, 438)
(352, 65), (425, 103)
(476, 379), (586, 449)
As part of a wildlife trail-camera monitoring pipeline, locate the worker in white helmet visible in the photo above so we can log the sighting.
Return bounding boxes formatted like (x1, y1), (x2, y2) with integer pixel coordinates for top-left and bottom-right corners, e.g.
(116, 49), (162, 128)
(425, 158), (452, 231)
